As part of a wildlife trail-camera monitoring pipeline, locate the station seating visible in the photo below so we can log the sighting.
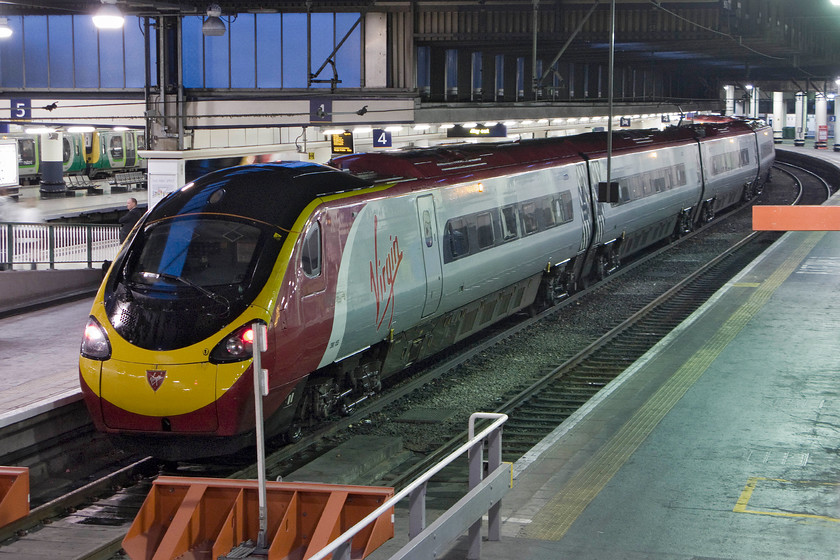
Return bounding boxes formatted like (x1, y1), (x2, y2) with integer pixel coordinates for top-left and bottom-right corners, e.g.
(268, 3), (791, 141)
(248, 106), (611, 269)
(111, 171), (147, 192)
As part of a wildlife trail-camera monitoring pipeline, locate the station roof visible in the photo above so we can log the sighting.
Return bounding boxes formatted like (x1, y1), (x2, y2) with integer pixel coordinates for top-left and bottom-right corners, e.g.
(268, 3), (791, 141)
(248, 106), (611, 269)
(2, 0), (839, 87)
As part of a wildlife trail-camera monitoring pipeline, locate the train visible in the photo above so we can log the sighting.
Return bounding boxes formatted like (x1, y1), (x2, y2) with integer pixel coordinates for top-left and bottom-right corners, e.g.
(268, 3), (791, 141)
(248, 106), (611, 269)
(3, 128), (146, 184)
(78, 117), (773, 459)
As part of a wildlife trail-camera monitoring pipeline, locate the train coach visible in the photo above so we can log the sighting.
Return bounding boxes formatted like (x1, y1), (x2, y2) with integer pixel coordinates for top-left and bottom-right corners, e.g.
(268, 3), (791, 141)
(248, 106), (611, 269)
(78, 118), (773, 459)
(1, 128), (146, 184)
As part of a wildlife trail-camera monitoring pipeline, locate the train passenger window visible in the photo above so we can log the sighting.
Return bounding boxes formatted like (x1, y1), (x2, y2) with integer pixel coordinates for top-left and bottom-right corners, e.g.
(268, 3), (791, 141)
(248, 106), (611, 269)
(501, 206), (518, 240)
(540, 198), (556, 229)
(446, 218), (470, 258)
(676, 164), (687, 185)
(521, 202), (538, 234)
(476, 212), (494, 249)
(653, 176), (666, 192)
(301, 222), (321, 278)
(110, 136), (124, 161)
(559, 191), (574, 223)
(422, 210), (434, 248)
(740, 148), (750, 166)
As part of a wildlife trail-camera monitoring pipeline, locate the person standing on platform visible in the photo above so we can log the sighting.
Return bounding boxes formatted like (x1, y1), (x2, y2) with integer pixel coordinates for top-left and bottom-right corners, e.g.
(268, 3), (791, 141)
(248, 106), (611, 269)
(119, 197), (143, 242)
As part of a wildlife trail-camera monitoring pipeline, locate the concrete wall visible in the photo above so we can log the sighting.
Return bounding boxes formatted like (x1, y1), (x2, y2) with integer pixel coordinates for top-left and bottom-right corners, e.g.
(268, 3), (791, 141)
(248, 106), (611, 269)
(0, 268), (102, 315)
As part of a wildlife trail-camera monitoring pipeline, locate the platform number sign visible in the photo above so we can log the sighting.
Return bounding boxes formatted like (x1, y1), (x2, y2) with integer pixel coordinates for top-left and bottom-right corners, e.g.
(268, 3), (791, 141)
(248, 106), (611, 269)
(11, 98), (30, 120)
(373, 129), (392, 148)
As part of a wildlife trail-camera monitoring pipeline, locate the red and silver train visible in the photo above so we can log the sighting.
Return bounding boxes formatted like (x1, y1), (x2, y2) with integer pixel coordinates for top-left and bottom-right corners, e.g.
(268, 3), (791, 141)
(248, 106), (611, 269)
(79, 118), (773, 459)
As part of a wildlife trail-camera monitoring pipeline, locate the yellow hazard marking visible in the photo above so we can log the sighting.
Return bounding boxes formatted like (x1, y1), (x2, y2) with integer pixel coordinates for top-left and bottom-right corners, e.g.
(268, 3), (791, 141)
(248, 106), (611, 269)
(524, 232), (825, 540)
(731, 282), (761, 287)
(734, 477), (840, 522)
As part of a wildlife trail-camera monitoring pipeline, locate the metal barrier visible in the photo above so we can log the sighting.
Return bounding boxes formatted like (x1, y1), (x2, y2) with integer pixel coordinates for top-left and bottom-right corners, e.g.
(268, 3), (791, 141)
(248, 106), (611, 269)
(0, 467), (29, 528)
(0, 221), (120, 270)
(310, 412), (510, 560)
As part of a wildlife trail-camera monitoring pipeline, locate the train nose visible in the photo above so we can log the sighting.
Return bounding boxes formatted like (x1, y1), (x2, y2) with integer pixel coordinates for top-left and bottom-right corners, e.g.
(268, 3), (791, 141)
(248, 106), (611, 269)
(100, 360), (219, 432)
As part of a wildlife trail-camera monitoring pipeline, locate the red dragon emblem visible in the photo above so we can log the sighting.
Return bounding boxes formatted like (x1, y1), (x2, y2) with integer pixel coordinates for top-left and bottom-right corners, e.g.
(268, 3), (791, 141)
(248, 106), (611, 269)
(146, 369), (166, 392)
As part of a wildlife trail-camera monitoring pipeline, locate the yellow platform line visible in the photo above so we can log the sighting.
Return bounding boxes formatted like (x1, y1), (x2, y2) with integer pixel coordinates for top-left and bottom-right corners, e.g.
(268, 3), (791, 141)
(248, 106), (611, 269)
(733, 477), (840, 522)
(524, 232), (824, 540)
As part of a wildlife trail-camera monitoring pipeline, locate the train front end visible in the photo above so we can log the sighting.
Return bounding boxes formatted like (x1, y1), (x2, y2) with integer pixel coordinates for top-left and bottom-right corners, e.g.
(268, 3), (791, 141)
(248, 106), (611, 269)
(78, 164), (320, 459)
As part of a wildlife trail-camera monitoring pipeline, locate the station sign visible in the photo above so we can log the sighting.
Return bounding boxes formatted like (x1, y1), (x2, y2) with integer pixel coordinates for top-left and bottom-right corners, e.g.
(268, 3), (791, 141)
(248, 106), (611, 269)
(620, 117), (631, 127)
(447, 124), (507, 138)
(331, 131), (354, 154)
(10, 98), (30, 121)
(372, 129), (392, 148)
(0, 140), (19, 188)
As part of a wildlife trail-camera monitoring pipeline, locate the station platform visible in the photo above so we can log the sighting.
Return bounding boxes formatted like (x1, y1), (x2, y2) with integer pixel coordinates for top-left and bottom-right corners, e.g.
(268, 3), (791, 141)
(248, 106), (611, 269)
(1, 141), (839, 558)
(414, 176), (840, 559)
(8, 182), (147, 222)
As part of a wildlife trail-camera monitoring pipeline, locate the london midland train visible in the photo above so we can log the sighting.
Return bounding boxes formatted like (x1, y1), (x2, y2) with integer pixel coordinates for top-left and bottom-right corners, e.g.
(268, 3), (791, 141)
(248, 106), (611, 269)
(79, 118), (773, 459)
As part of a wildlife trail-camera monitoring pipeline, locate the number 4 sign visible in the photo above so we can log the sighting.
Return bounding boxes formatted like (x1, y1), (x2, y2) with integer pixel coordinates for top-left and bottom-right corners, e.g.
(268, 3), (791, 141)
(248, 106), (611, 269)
(373, 129), (392, 148)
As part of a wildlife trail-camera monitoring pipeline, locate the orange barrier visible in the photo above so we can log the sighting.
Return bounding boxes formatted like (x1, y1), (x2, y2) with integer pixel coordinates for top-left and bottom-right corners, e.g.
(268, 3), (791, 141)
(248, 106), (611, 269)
(123, 476), (394, 560)
(0, 466), (30, 528)
(753, 206), (840, 231)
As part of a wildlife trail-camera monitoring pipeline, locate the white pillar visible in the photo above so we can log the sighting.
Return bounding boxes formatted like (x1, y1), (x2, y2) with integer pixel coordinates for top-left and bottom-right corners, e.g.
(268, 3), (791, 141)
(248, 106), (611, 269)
(749, 87), (760, 118)
(794, 91), (806, 147)
(39, 131), (66, 195)
(724, 85), (736, 116)
(772, 92), (784, 144)
(834, 95), (840, 151)
(815, 92), (827, 149)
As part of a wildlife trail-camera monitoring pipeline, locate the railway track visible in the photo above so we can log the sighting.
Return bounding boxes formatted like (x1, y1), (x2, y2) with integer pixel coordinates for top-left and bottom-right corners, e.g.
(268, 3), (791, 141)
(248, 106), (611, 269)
(0, 157), (829, 559)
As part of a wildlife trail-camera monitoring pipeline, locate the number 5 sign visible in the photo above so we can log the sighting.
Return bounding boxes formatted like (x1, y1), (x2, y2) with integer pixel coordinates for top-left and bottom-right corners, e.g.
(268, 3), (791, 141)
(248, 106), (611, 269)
(372, 129), (392, 148)
(11, 98), (30, 120)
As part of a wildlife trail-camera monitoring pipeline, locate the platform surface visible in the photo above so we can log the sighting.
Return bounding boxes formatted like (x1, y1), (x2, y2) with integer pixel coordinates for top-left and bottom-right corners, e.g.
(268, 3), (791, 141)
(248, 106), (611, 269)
(416, 199), (840, 559)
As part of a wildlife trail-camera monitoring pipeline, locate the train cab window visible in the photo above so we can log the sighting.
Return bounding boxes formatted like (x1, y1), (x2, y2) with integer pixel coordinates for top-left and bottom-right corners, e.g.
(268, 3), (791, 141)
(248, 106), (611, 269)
(521, 202), (538, 234)
(110, 136), (124, 161)
(501, 205), (518, 240)
(301, 222), (321, 278)
(476, 212), (494, 249)
(445, 218), (470, 258)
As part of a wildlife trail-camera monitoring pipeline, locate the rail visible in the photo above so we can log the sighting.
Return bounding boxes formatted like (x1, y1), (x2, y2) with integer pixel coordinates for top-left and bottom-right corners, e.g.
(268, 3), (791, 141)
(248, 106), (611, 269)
(309, 412), (510, 560)
(0, 221), (120, 270)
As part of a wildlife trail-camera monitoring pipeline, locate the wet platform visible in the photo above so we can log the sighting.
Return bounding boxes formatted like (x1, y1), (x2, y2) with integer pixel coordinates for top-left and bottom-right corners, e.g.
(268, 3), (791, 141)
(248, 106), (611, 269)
(1, 142), (839, 558)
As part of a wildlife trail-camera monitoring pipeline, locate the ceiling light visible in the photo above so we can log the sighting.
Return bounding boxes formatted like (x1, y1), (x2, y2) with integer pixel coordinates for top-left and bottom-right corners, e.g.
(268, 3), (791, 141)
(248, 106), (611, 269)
(92, 0), (124, 30)
(202, 4), (226, 36)
(0, 18), (12, 39)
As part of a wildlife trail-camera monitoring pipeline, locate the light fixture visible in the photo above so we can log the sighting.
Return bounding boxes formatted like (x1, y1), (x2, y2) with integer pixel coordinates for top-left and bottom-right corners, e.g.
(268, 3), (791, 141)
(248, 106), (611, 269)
(67, 126), (96, 133)
(202, 4), (226, 36)
(93, 0), (124, 29)
(0, 18), (12, 39)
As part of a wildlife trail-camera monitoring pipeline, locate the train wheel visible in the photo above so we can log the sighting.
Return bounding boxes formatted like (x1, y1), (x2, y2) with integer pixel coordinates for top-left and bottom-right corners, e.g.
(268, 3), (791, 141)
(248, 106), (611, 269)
(285, 423), (303, 443)
(594, 253), (609, 282)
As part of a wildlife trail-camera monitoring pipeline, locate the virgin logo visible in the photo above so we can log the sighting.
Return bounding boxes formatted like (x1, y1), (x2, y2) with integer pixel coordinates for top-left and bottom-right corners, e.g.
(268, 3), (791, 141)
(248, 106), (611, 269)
(146, 370), (166, 392)
(370, 215), (403, 330)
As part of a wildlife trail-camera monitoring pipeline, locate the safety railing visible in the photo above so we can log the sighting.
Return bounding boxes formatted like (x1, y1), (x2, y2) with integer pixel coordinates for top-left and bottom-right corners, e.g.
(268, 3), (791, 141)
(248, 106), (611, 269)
(310, 412), (510, 560)
(0, 222), (121, 270)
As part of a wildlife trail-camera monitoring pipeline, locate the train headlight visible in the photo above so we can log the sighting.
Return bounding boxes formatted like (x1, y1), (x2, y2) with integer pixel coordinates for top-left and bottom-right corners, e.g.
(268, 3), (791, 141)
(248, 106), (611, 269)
(210, 324), (255, 363)
(81, 316), (111, 360)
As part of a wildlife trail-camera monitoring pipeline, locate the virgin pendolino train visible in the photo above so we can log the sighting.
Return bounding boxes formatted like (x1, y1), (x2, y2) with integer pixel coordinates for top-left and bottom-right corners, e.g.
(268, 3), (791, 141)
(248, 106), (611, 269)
(79, 118), (773, 459)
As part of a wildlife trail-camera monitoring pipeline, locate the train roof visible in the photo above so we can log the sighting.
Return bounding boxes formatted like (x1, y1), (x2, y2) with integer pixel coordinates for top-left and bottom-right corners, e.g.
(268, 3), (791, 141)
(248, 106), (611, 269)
(331, 139), (585, 182)
(146, 162), (372, 233)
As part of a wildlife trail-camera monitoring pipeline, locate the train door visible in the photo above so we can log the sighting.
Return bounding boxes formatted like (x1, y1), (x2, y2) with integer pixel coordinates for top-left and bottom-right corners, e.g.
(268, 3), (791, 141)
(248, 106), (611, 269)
(125, 132), (137, 168)
(417, 195), (442, 317)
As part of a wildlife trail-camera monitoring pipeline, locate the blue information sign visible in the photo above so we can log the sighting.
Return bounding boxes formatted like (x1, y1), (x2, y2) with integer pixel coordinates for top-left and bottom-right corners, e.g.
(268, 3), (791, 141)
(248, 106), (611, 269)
(11, 98), (30, 120)
(372, 129), (392, 148)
